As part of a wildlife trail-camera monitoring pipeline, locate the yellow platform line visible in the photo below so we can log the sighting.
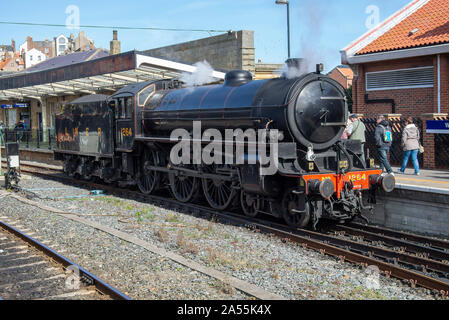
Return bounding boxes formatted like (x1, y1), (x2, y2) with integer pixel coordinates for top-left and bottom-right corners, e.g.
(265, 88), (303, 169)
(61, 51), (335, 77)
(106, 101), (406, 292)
(396, 177), (449, 185)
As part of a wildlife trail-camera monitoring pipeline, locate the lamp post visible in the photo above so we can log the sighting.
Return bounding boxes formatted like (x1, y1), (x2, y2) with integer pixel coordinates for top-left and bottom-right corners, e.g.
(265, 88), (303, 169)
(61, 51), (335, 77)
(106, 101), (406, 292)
(276, 0), (290, 59)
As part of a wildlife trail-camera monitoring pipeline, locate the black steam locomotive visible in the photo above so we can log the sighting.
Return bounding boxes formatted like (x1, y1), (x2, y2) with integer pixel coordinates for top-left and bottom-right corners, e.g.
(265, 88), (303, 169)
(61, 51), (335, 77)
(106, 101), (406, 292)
(55, 62), (395, 228)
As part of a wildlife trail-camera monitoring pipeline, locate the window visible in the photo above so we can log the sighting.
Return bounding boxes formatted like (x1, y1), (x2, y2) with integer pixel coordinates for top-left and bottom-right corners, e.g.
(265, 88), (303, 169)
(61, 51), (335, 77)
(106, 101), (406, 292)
(45, 48), (49, 54)
(38, 56), (41, 62)
(59, 45), (66, 52)
(115, 98), (133, 119)
(366, 66), (434, 91)
(125, 98), (133, 118)
(30, 55), (33, 61)
(145, 92), (165, 109)
(59, 37), (66, 44)
(138, 85), (155, 106)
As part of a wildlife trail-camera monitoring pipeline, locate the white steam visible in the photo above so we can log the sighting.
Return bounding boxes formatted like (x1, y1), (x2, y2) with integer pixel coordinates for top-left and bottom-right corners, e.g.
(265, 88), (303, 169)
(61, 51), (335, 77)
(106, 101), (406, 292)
(180, 60), (217, 87)
(280, 63), (309, 79)
(279, 0), (330, 79)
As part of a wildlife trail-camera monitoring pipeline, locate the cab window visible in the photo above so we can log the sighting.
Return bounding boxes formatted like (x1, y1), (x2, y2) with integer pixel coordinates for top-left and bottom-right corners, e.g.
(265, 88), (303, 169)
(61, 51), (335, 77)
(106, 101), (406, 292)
(145, 91), (166, 110)
(138, 85), (155, 106)
(115, 97), (133, 119)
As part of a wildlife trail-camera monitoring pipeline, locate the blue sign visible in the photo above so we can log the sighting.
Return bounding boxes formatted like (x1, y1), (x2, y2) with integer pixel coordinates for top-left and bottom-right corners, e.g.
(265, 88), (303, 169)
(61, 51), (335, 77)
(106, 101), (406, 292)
(0, 103), (29, 109)
(14, 103), (29, 108)
(426, 120), (449, 134)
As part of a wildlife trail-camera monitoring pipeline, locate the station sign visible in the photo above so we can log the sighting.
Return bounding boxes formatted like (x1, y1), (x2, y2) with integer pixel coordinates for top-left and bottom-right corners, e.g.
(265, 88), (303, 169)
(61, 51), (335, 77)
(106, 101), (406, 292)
(426, 120), (449, 134)
(1, 103), (30, 109)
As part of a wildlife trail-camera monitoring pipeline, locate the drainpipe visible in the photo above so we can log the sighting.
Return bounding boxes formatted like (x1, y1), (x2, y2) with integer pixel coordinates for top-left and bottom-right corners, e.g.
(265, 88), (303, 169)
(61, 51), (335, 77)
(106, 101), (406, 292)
(437, 54), (441, 114)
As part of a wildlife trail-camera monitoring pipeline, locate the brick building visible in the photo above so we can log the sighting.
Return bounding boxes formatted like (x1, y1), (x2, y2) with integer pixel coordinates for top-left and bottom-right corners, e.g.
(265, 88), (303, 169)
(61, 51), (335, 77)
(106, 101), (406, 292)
(341, 0), (449, 168)
(19, 37), (53, 60)
(327, 65), (354, 89)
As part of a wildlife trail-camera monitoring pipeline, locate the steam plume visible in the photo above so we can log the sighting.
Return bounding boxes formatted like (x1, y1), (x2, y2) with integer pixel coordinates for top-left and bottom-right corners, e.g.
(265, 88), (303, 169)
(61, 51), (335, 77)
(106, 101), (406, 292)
(180, 60), (217, 87)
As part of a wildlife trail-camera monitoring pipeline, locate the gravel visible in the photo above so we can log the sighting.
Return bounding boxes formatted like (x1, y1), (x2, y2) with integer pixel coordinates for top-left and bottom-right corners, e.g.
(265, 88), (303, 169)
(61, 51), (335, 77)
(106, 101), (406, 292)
(1, 174), (445, 300)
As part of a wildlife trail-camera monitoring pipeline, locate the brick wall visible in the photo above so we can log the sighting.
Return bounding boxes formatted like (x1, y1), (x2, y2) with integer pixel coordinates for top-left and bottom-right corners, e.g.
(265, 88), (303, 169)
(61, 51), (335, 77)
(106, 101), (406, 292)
(440, 54), (449, 114)
(328, 69), (349, 89)
(351, 54), (449, 168)
(352, 56), (435, 117)
(144, 31), (255, 74)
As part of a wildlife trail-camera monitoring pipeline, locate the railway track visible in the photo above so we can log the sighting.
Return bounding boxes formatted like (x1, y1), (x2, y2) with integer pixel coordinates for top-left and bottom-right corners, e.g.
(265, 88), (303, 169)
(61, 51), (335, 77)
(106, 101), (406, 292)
(0, 217), (130, 300)
(8, 160), (449, 297)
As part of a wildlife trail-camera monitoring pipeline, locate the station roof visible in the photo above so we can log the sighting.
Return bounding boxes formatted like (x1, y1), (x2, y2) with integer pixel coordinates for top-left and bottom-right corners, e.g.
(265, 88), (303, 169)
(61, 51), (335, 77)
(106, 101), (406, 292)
(0, 50), (226, 101)
(341, 0), (449, 64)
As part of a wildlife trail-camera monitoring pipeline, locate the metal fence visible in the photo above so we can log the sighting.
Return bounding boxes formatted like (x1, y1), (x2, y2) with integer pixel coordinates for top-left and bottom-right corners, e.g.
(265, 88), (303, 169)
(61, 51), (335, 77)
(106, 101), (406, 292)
(362, 118), (424, 167)
(434, 116), (449, 169)
(0, 129), (56, 150)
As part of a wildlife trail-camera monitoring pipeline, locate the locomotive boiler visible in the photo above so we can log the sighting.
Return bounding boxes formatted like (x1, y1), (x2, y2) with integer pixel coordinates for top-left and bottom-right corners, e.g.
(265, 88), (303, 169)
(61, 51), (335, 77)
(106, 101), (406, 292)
(55, 61), (395, 229)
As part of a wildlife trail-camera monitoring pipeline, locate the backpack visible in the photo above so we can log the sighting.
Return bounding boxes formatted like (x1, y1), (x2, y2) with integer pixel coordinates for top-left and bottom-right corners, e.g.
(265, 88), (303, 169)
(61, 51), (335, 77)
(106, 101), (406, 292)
(382, 125), (393, 143)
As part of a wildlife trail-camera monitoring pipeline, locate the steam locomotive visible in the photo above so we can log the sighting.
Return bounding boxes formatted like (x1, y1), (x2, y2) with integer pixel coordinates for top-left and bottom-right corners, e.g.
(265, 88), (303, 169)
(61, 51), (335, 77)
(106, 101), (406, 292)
(55, 60), (395, 229)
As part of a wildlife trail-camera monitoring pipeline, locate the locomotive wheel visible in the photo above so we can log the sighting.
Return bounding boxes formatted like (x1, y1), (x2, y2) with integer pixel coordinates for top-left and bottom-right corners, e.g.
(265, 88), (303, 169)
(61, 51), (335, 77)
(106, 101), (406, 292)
(64, 158), (77, 178)
(240, 191), (261, 218)
(82, 160), (94, 181)
(202, 167), (237, 211)
(137, 149), (159, 195)
(169, 170), (200, 203)
(282, 190), (311, 229)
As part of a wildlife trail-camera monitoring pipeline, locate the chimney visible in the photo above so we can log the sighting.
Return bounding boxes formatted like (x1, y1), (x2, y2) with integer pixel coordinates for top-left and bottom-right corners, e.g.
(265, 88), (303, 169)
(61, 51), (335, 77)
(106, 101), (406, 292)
(110, 30), (121, 55)
(11, 39), (15, 52)
(27, 36), (33, 51)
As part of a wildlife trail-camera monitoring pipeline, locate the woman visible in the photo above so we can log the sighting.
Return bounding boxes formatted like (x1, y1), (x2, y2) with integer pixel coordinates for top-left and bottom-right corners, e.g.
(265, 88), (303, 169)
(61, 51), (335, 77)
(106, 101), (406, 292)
(341, 118), (351, 140)
(398, 117), (420, 175)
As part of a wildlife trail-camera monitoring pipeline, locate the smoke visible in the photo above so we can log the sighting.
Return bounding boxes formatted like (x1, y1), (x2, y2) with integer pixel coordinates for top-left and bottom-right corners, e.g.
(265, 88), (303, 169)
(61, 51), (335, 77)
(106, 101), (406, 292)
(280, 62), (309, 79)
(180, 60), (217, 87)
(278, 0), (330, 78)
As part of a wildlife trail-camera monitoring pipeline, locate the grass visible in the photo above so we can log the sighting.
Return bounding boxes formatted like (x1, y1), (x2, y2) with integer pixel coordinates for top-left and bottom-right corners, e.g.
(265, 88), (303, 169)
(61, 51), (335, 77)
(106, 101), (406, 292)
(155, 226), (169, 243)
(176, 230), (199, 255)
(165, 213), (182, 223)
(211, 279), (235, 295)
(347, 286), (388, 300)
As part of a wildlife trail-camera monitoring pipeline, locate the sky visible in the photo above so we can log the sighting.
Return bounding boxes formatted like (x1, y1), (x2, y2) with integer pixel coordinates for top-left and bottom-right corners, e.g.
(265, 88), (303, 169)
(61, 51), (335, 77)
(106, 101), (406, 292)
(0, 0), (412, 72)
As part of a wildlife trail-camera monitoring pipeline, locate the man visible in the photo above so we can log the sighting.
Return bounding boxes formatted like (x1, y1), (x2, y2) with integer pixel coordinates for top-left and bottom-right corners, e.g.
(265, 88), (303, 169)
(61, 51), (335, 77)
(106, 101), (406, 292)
(375, 115), (394, 175)
(14, 121), (25, 142)
(347, 114), (366, 165)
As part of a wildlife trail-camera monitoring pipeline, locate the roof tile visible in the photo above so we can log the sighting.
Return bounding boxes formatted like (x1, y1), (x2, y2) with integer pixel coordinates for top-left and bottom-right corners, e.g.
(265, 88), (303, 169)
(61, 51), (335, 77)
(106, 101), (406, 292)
(357, 0), (449, 55)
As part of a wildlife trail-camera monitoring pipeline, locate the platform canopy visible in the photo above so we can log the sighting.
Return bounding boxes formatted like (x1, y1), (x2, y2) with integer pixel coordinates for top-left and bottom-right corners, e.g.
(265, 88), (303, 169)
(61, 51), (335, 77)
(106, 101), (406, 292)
(0, 51), (226, 100)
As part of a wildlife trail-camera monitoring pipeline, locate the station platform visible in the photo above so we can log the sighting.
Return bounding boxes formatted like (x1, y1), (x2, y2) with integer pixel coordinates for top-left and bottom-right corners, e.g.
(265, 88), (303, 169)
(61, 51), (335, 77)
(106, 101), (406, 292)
(392, 166), (449, 195)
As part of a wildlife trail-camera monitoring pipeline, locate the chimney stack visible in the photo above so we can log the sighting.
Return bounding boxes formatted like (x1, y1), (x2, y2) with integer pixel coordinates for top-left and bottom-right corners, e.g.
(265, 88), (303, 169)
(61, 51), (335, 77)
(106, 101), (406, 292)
(26, 36), (33, 51)
(110, 30), (121, 55)
(11, 39), (16, 52)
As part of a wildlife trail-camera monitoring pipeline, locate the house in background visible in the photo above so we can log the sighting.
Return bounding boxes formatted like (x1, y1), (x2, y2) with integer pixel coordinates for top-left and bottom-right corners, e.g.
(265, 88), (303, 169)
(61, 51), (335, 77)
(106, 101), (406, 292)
(0, 40), (16, 60)
(54, 32), (96, 56)
(19, 37), (53, 60)
(0, 52), (24, 72)
(24, 48), (47, 68)
(328, 65), (354, 89)
(18, 31), (97, 67)
(341, 0), (449, 168)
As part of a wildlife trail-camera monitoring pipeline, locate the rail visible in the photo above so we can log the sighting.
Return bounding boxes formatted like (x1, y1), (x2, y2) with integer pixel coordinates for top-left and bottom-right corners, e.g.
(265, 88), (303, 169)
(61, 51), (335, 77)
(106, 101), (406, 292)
(10, 161), (449, 297)
(0, 218), (131, 300)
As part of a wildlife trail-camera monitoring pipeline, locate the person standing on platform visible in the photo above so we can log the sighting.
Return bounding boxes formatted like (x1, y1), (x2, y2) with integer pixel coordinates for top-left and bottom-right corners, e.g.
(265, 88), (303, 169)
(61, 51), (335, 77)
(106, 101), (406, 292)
(375, 115), (394, 175)
(398, 117), (420, 176)
(347, 114), (367, 165)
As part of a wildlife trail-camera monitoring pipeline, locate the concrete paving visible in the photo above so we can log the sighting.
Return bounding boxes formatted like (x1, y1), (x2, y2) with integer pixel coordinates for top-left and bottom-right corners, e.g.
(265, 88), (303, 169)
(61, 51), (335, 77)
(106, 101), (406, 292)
(391, 166), (449, 193)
